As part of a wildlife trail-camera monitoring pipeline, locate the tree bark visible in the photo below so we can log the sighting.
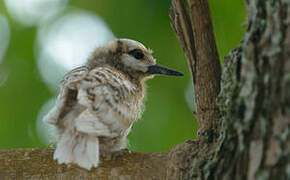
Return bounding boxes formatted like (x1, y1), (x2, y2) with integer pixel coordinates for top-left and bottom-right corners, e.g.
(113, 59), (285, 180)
(170, 0), (221, 137)
(0, 149), (168, 180)
(1, 0), (290, 179)
(205, 1), (290, 179)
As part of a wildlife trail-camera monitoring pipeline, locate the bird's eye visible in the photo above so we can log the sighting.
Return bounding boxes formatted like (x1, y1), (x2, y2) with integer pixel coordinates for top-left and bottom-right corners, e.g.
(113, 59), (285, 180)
(129, 49), (144, 59)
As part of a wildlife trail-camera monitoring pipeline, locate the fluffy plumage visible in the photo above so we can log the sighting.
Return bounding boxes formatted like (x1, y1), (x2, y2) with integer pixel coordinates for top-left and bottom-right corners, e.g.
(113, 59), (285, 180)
(43, 39), (182, 170)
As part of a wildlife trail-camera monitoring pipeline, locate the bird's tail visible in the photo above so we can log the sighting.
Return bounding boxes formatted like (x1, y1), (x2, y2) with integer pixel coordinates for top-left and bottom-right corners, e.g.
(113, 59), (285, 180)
(53, 130), (99, 170)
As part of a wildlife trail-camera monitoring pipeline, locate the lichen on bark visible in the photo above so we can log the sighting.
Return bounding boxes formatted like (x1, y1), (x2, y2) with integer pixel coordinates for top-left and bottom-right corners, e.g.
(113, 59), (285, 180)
(202, 1), (290, 179)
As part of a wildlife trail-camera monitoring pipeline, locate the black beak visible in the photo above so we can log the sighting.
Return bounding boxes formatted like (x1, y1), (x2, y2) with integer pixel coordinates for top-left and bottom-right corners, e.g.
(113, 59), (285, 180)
(147, 64), (183, 76)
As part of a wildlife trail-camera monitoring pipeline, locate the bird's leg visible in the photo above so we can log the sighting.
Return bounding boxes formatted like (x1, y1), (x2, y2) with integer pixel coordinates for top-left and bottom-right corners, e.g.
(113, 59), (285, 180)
(120, 148), (131, 153)
(100, 150), (113, 161)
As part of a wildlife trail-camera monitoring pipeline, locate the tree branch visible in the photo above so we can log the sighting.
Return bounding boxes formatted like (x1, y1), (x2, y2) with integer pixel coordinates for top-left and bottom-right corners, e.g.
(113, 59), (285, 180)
(169, 0), (197, 83)
(0, 149), (168, 179)
(170, 0), (221, 137)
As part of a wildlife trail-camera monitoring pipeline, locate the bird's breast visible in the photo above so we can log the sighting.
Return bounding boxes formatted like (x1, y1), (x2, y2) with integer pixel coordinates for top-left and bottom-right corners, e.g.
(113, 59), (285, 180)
(88, 67), (145, 125)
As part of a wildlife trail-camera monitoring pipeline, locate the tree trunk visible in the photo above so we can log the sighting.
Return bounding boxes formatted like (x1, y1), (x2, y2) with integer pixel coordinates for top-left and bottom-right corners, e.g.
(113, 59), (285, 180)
(0, 0), (289, 179)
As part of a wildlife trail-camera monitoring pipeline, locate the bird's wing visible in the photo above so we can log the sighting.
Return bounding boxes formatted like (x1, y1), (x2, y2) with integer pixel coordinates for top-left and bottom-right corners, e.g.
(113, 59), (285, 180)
(43, 66), (89, 125)
(74, 67), (139, 137)
(61, 66), (90, 87)
(44, 66), (139, 137)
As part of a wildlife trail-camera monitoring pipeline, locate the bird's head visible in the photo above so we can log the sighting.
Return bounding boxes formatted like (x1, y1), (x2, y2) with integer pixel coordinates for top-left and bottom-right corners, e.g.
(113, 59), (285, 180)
(87, 38), (183, 81)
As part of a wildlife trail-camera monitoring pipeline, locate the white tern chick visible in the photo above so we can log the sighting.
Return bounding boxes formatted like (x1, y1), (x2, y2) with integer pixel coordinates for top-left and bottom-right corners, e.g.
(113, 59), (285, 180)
(43, 39), (183, 170)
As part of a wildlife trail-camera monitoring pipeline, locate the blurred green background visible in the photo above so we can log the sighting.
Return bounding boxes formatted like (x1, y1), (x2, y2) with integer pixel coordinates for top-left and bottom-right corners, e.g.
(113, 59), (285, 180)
(0, 0), (246, 152)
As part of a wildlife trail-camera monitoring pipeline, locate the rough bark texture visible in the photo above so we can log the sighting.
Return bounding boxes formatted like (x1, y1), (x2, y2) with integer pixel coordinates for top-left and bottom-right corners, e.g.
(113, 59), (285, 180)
(188, 0), (221, 136)
(204, 1), (290, 179)
(170, 0), (221, 136)
(1, 0), (290, 179)
(0, 149), (168, 180)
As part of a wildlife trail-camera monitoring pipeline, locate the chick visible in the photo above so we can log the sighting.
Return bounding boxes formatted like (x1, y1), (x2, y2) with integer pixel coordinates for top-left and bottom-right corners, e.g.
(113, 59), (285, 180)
(43, 39), (183, 170)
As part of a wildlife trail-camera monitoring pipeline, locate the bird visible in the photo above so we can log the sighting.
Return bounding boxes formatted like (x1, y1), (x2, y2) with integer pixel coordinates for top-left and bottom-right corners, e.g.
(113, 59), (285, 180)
(43, 38), (183, 170)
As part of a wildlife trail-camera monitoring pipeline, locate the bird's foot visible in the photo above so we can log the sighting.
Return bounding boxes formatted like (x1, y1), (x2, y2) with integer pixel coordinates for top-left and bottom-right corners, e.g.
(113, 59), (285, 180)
(100, 151), (113, 161)
(100, 148), (131, 161)
(120, 148), (131, 153)
(110, 148), (131, 159)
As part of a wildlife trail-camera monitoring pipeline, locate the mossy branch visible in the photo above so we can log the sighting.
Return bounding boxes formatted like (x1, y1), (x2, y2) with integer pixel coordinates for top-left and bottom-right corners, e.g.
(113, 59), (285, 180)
(0, 149), (168, 180)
